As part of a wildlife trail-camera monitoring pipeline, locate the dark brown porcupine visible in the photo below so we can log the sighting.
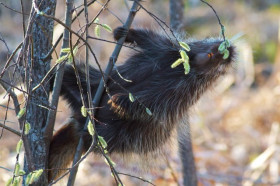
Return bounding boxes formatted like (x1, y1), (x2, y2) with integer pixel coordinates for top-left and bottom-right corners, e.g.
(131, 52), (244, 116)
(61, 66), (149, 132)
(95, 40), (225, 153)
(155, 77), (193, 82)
(48, 27), (236, 181)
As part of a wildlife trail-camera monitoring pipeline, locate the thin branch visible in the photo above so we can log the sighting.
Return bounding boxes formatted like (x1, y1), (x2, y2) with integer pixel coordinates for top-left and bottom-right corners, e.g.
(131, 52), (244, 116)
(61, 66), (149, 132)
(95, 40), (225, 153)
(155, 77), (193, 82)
(118, 172), (156, 186)
(200, 0), (226, 41)
(42, 0), (97, 61)
(20, 0), (26, 36)
(0, 122), (21, 136)
(0, 42), (23, 79)
(0, 166), (13, 172)
(0, 2), (27, 15)
(0, 95), (11, 139)
(134, 2), (179, 46)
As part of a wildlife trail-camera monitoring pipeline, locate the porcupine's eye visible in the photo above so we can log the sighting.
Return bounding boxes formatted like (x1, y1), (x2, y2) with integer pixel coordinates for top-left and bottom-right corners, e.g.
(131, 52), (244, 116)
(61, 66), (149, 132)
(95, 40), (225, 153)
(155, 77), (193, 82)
(207, 52), (214, 58)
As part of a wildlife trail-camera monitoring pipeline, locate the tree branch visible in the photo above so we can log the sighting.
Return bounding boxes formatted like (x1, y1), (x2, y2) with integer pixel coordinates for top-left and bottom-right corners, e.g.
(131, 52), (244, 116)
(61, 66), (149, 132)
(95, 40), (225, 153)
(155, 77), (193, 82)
(0, 122), (20, 136)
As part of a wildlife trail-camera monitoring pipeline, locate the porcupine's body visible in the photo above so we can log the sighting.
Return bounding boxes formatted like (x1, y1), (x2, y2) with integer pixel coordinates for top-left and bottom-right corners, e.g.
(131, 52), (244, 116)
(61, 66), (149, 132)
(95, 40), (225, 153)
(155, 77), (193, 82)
(48, 27), (235, 181)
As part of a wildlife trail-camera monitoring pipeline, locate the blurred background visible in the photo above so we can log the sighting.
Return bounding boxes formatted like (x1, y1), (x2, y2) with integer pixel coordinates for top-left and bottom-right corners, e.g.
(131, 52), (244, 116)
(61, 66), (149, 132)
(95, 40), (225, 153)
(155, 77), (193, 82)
(0, 0), (280, 185)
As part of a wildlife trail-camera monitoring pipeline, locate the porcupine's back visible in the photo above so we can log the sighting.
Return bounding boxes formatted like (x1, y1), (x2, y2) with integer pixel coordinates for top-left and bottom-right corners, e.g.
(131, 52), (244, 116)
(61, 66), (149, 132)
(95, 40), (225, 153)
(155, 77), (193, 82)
(48, 27), (236, 181)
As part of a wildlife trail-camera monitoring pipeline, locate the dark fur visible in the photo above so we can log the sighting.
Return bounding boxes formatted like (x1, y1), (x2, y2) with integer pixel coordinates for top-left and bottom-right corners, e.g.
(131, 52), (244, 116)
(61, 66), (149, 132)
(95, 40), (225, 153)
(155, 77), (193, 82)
(48, 27), (235, 181)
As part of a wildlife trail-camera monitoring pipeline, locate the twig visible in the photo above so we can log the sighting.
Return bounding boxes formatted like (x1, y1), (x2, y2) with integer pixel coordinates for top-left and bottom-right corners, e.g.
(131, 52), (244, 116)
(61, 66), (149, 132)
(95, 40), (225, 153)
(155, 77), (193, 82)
(20, 0), (26, 36)
(0, 122), (21, 136)
(0, 95), (11, 139)
(0, 79), (55, 111)
(165, 157), (179, 185)
(134, 2), (179, 47)
(118, 172), (156, 186)
(0, 42), (23, 79)
(200, 0), (226, 41)
(0, 166), (13, 172)
(42, 0), (97, 61)
(0, 2), (27, 15)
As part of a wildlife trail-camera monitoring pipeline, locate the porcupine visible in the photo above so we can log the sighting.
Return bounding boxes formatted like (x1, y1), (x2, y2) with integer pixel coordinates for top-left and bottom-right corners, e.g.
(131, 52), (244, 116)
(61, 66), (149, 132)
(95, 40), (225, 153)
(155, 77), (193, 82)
(48, 27), (236, 181)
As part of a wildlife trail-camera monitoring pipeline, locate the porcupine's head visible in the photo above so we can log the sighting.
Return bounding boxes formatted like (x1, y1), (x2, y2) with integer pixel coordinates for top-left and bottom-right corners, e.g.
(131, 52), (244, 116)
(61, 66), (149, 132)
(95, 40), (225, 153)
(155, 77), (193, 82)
(187, 38), (236, 77)
(157, 37), (237, 119)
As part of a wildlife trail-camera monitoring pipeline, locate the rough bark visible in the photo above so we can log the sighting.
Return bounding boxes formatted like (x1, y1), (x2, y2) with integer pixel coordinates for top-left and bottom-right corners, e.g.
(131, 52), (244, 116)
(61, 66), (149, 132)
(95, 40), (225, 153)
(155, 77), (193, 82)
(170, 0), (184, 32)
(24, 0), (56, 185)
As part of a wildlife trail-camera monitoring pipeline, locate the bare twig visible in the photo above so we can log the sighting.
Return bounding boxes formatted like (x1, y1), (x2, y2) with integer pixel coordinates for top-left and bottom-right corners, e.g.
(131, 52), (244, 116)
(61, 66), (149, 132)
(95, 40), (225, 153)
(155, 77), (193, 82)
(20, 0), (26, 36)
(0, 2), (27, 15)
(0, 122), (20, 136)
(0, 95), (12, 139)
(42, 0), (97, 61)
(200, 0), (226, 41)
(118, 172), (156, 186)
(0, 42), (23, 79)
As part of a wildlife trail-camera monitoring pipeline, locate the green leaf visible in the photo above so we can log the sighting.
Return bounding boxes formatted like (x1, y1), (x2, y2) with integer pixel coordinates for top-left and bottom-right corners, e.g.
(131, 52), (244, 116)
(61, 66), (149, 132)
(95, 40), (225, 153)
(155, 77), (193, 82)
(94, 18), (99, 23)
(29, 173), (36, 185)
(128, 93), (135, 102)
(94, 25), (100, 38)
(101, 24), (112, 32)
(19, 170), (26, 175)
(25, 173), (32, 185)
(180, 50), (189, 61)
(17, 107), (26, 119)
(14, 163), (20, 176)
(55, 55), (68, 63)
(107, 156), (116, 167)
(222, 49), (230, 59)
(145, 108), (152, 116)
(183, 61), (190, 75)
(16, 139), (23, 153)
(5, 177), (13, 186)
(98, 135), (108, 149)
(12, 178), (19, 186)
(179, 41), (191, 51)
(171, 58), (184, 68)
(38, 11), (44, 16)
(224, 39), (231, 48)
(24, 122), (31, 135)
(73, 46), (78, 56)
(218, 42), (226, 53)
(81, 106), (87, 117)
(87, 121), (95, 136)
(104, 156), (116, 167)
(33, 169), (43, 182)
(61, 48), (71, 53)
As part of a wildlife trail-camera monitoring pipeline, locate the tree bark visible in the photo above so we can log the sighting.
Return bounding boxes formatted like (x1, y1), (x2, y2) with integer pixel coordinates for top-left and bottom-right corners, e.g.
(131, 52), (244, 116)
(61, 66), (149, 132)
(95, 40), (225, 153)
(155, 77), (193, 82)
(170, 0), (184, 32)
(24, 0), (56, 185)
